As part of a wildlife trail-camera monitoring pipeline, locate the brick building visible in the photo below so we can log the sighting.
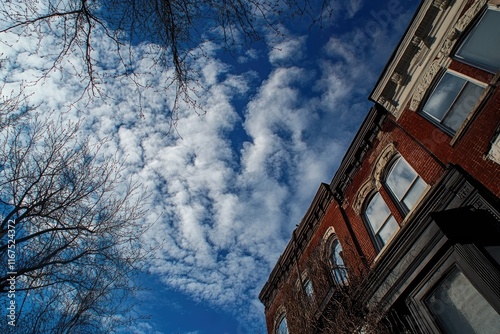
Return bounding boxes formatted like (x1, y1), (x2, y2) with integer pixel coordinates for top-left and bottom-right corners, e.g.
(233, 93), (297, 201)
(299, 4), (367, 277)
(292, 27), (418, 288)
(259, 0), (500, 333)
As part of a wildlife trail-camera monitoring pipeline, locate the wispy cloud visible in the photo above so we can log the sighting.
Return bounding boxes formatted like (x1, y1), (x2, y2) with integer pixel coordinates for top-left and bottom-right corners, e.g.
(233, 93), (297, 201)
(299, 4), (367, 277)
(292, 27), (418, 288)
(0, 1), (418, 332)
(268, 35), (307, 66)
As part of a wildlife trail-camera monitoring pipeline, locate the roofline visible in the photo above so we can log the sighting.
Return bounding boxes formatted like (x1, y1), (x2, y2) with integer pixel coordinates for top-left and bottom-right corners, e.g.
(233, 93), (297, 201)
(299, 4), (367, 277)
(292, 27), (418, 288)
(259, 104), (387, 307)
(368, 0), (426, 102)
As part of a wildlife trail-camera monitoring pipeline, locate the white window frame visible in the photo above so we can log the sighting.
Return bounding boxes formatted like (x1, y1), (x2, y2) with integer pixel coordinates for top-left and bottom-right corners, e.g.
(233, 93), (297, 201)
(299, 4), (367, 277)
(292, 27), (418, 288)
(420, 70), (486, 135)
(364, 192), (399, 252)
(385, 156), (427, 215)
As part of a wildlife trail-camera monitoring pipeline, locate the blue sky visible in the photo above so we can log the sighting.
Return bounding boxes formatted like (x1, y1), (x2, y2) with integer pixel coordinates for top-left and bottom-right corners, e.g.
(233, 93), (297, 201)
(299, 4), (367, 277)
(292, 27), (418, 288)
(0, 1), (420, 333)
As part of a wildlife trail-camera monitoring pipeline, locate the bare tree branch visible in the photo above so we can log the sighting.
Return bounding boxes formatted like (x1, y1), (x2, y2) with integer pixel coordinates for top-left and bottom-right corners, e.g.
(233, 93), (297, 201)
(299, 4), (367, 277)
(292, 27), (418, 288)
(0, 97), (153, 332)
(0, 0), (335, 117)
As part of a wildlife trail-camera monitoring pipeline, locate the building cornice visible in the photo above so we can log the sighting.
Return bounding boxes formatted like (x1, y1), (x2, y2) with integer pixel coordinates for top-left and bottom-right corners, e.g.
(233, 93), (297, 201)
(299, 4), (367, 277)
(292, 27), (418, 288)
(260, 105), (387, 309)
(329, 105), (387, 200)
(369, 0), (489, 118)
(259, 183), (333, 308)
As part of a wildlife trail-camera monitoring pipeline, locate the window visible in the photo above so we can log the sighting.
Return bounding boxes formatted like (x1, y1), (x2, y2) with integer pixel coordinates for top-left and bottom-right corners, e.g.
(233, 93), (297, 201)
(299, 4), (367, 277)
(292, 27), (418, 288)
(331, 239), (348, 285)
(385, 157), (426, 213)
(408, 245), (500, 334)
(455, 8), (500, 73)
(365, 192), (399, 251)
(425, 268), (500, 333)
(303, 278), (314, 298)
(276, 315), (289, 334)
(421, 71), (484, 134)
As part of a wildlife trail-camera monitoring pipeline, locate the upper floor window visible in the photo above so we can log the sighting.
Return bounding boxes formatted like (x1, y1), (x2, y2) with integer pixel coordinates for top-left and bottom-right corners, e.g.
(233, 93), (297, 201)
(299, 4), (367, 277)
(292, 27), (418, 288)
(385, 157), (427, 213)
(421, 71), (484, 134)
(365, 192), (399, 251)
(303, 278), (314, 298)
(276, 315), (289, 334)
(331, 239), (348, 285)
(454, 8), (500, 73)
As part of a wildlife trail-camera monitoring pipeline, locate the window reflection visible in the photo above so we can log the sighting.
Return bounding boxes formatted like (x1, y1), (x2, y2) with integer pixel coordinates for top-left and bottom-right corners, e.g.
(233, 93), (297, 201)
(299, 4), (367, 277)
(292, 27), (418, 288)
(386, 157), (427, 212)
(303, 279), (314, 298)
(365, 192), (399, 250)
(421, 72), (483, 133)
(277, 316), (289, 334)
(455, 8), (500, 73)
(331, 239), (348, 285)
(425, 268), (500, 333)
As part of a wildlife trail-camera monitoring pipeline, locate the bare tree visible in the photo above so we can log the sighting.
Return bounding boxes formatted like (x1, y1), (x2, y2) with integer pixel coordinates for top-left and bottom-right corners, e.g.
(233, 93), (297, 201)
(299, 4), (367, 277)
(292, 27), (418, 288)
(0, 0), (333, 114)
(282, 238), (394, 334)
(0, 95), (151, 332)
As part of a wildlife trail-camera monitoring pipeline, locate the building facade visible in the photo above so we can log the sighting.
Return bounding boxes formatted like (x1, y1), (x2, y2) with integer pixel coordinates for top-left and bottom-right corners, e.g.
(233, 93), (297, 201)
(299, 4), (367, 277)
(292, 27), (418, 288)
(259, 0), (500, 333)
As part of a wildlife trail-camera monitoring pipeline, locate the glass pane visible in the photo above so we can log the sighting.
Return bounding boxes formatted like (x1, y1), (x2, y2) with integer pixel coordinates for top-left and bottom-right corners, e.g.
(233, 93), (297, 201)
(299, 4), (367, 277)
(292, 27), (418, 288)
(377, 215), (398, 246)
(332, 240), (348, 285)
(332, 240), (345, 267)
(426, 269), (500, 334)
(386, 158), (418, 201)
(304, 279), (314, 297)
(402, 177), (426, 211)
(334, 267), (349, 285)
(455, 9), (500, 73)
(423, 73), (466, 121)
(277, 317), (289, 334)
(443, 82), (483, 132)
(366, 193), (392, 233)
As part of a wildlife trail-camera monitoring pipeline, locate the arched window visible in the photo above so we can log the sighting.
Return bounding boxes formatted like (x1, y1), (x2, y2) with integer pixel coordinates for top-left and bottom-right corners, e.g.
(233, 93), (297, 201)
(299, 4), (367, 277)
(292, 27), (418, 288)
(303, 278), (314, 298)
(365, 192), (399, 251)
(276, 314), (289, 334)
(385, 157), (427, 214)
(331, 239), (348, 285)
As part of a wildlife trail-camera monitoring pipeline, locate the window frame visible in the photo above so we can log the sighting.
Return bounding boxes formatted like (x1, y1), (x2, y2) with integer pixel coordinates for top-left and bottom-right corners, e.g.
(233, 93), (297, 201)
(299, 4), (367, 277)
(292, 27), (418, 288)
(330, 238), (348, 286)
(302, 278), (314, 299)
(275, 313), (289, 334)
(453, 6), (500, 74)
(407, 246), (500, 333)
(363, 191), (399, 252)
(384, 156), (427, 216)
(419, 69), (486, 136)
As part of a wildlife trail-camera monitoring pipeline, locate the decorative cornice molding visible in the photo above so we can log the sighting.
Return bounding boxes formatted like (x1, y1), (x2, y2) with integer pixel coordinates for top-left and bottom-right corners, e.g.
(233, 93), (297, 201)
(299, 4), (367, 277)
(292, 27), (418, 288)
(409, 59), (443, 111)
(320, 226), (337, 258)
(330, 106), (386, 200)
(432, 0), (450, 10)
(372, 143), (398, 188)
(410, 0), (488, 111)
(353, 178), (376, 215)
(273, 305), (287, 332)
(371, 0), (489, 116)
(352, 143), (399, 214)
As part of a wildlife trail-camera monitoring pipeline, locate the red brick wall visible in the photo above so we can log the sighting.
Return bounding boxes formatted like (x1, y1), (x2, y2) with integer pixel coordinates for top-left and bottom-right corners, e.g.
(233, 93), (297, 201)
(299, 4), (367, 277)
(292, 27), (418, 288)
(395, 60), (500, 196)
(312, 66), (499, 279)
(263, 30), (500, 334)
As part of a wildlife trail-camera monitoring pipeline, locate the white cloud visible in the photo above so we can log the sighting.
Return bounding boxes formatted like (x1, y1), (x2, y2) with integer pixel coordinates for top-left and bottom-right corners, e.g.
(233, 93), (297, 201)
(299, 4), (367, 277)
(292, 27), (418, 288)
(268, 35), (307, 66)
(0, 1), (419, 332)
(237, 48), (260, 63)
